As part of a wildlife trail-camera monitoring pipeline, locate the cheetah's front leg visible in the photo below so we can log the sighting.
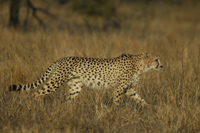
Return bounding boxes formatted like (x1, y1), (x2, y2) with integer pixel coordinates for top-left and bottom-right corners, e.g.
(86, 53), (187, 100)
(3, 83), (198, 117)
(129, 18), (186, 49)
(125, 88), (148, 106)
(113, 83), (129, 106)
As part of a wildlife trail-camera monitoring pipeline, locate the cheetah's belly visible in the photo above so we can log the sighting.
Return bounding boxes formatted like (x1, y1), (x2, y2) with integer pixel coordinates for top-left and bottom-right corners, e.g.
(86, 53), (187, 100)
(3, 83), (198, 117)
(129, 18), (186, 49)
(80, 76), (114, 90)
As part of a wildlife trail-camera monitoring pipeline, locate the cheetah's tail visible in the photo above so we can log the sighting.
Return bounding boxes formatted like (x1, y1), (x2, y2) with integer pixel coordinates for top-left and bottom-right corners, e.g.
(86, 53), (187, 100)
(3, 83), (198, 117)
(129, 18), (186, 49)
(9, 62), (57, 92)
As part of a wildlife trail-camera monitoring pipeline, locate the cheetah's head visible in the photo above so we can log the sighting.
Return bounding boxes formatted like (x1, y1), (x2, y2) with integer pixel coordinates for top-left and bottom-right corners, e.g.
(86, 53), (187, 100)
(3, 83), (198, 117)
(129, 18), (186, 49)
(143, 53), (163, 72)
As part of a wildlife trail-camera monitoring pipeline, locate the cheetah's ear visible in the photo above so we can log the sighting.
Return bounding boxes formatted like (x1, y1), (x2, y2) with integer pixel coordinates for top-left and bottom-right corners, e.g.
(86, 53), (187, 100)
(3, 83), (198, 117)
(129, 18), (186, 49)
(146, 53), (151, 57)
(142, 53), (147, 56)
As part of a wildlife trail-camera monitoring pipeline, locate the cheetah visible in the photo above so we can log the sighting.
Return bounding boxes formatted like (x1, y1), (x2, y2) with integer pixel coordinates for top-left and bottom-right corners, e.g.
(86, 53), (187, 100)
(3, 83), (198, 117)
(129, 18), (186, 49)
(9, 53), (163, 106)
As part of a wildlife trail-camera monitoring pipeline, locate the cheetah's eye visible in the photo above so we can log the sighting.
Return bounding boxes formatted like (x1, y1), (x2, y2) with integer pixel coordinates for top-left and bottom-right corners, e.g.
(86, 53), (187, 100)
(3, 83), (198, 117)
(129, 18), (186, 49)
(155, 59), (158, 62)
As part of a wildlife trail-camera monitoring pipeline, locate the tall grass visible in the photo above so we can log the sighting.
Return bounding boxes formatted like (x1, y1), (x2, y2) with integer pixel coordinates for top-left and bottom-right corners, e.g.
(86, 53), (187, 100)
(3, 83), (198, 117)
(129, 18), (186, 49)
(0, 1), (200, 132)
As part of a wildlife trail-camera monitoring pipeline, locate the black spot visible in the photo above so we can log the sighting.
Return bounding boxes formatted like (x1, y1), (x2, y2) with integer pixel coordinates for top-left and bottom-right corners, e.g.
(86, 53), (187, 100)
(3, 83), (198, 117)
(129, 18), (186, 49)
(9, 85), (18, 91)
(130, 93), (136, 97)
(31, 84), (34, 89)
(42, 92), (45, 94)
(47, 90), (50, 92)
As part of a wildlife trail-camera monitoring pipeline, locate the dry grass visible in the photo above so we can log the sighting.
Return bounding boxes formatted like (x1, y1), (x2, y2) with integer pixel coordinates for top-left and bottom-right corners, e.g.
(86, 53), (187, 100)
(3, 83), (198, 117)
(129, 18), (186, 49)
(0, 1), (200, 132)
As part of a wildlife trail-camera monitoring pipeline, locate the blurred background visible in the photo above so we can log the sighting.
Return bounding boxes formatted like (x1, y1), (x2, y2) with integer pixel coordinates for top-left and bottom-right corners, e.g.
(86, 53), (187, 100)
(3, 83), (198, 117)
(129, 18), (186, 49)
(1, 0), (199, 32)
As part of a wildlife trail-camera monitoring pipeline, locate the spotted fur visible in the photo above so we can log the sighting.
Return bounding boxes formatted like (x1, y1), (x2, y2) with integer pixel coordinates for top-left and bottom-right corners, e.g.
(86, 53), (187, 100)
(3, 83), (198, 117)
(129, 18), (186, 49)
(9, 53), (163, 106)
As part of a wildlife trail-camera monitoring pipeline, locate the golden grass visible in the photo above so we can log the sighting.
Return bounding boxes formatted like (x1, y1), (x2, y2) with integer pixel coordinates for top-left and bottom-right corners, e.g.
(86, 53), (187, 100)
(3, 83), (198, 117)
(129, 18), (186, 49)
(0, 1), (200, 132)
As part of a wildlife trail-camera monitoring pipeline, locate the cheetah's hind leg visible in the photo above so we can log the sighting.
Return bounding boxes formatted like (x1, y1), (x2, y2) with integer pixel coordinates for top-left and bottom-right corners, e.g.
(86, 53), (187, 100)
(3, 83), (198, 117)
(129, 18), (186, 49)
(33, 73), (64, 98)
(62, 78), (83, 103)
